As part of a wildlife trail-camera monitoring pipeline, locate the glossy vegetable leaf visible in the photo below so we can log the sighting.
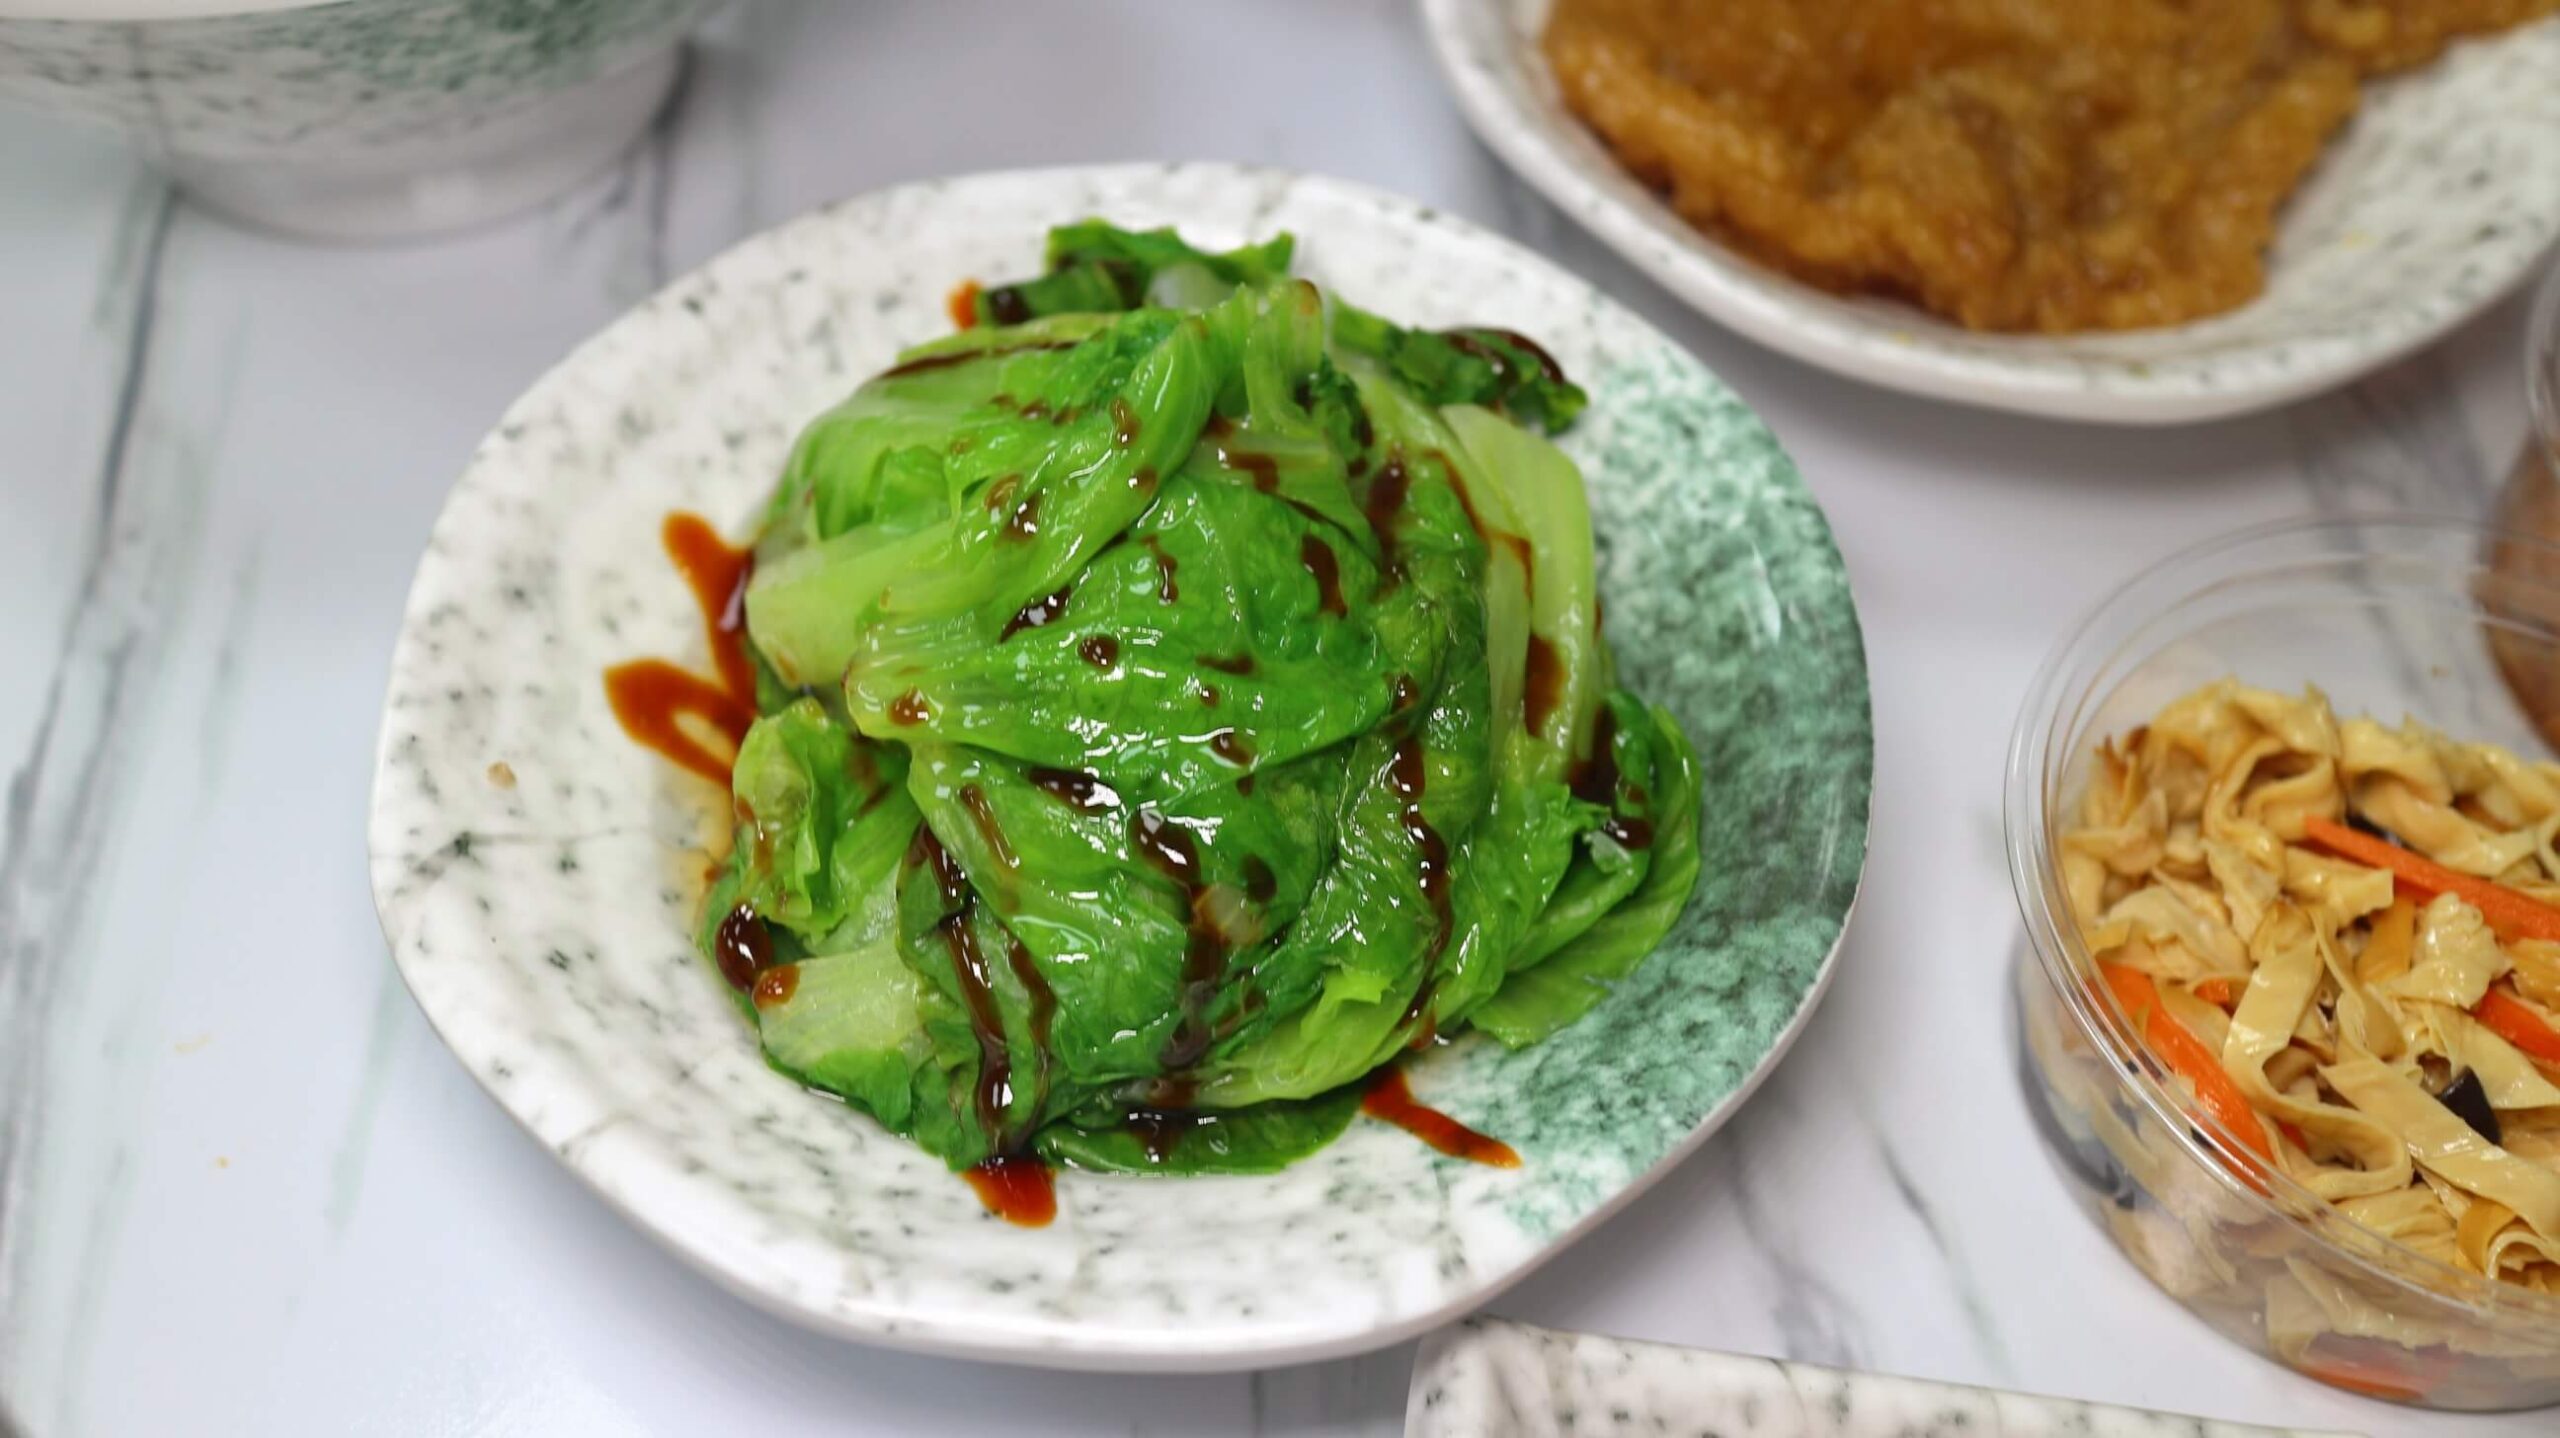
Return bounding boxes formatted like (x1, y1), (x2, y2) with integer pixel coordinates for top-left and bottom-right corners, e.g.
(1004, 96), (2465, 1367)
(1331, 300), (1588, 434)
(692, 223), (1701, 1176)
(1036, 1083), (1363, 1176)
(722, 698), (916, 949)
(1441, 402), (1604, 774)
(843, 457), (1396, 805)
(746, 304), (1220, 689)
(1472, 705), (1703, 1047)
(755, 939), (932, 1129)
(973, 222), (1295, 324)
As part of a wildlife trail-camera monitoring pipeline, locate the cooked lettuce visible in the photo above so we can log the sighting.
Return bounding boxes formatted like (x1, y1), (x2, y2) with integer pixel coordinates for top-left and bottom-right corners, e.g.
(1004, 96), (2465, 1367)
(696, 222), (1702, 1175)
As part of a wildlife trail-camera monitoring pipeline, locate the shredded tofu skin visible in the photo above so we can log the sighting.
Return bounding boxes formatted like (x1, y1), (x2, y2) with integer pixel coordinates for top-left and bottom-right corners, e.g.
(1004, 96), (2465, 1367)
(2067, 680), (2560, 1297)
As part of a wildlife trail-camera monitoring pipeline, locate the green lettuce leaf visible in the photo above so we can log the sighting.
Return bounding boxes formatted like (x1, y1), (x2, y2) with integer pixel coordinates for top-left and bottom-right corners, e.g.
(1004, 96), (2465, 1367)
(721, 698), (916, 950)
(689, 220), (1700, 1176)
(973, 222), (1296, 323)
(1330, 301), (1588, 434)
(1471, 705), (1703, 1047)
(1036, 1083), (1363, 1176)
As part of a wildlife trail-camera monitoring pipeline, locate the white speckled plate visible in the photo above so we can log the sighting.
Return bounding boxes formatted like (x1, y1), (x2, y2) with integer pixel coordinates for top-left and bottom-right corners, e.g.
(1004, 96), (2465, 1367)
(1407, 1319), (2365, 1438)
(1420, 0), (2560, 425)
(366, 163), (1870, 1370)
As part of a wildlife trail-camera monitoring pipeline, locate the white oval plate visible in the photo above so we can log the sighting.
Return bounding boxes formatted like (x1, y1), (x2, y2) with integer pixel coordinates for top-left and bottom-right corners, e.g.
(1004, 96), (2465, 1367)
(1421, 0), (2560, 425)
(366, 163), (1871, 1371)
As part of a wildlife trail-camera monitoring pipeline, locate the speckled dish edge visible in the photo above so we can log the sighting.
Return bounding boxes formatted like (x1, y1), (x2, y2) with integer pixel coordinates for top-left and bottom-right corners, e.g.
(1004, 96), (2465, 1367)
(1405, 1318), (2363, 1437)
(1420, 0), (2560, 425)
(366, 162), (1871, 1371)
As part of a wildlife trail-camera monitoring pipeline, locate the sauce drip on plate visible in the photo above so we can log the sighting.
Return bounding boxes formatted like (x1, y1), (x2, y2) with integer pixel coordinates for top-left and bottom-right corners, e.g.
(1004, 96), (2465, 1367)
(963, 1154), (1056, 1227)
(1363, 1067), (1519, 1168)
(603, 513), (757, 785)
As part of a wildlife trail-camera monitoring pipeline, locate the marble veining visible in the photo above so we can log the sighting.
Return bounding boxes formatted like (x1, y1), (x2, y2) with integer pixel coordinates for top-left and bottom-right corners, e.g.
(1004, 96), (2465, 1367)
(364, 162), (1872, 1369)
(0, 187), (182, 1408)
(1407, 1318), (2366, 1438)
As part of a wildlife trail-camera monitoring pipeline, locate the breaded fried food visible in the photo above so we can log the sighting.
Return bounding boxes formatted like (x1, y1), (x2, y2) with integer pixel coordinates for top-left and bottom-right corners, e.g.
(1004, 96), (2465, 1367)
(1545, 0), (2555, 331)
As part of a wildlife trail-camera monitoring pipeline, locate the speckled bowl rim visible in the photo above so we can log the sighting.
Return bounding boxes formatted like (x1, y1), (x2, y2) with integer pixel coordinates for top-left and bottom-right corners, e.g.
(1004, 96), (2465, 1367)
(1419, 0), (2560, 426)
(365, 162), (1870, 1370)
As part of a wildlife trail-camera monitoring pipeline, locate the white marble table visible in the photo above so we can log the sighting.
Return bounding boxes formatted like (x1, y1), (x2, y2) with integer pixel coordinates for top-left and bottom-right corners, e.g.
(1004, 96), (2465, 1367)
(0, 3), (2547, 1435)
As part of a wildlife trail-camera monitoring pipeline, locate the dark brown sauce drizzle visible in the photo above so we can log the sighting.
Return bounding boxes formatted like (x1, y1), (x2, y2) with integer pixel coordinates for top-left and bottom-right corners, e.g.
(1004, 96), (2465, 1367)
(887, 687), (933, 726)
(1363, 1067), (1520, 1167)
(604, 513), (758, 786)
(1438, 447), (1494, 541)
(1391, 673), (1422, 713)
(1028, 766), (1121, 812)
(983, 473), (1021, 513)
(1198, 683), (1220, 707)
(1131, 808), (1228, 1071)
(908, 827), (1060, 1220)
(1000, 585), (1073, 641)
(980, 286), (1034, 327)
(911, 822), (969, 907)
(1481, 327), (1566, 382)
(1388, 737), (1453, 1044)
(1001, 491), (1041, 542)
(1235, 773), (1257, 796)
(1571, 704), (1622, 807)
(963, 1153), (1055, 1226)
(1440, 328), (1512, 384)
(878, 334), (1066, 379)
(1130, 807), (1204, 883)
(1440, 326), (1566, 388)
(1208, 728), (1254, 767)
(1242, 855), (1277, 904)
(1111, 396), (1140, 447)
(958, 784), (1018, 872)
(937, 898), (1011, 1138)
(1207, 414), (1282, 492)
(1005, 935), (1056, 1055)
(751, 963), (799, 1010)
(1432, 446), (1534, 592)
(1123, 1106), (1222, 1165)
(1200, 651), (1256, 676)
(1300, 534), (1345, 617)
(1602, 816), (1656, 850)
(1402, 982), (1439, 1051)
(714, 903), (773, 992)
(1523, 635), (1564, 738)
(1079, 634), (1121, 669)
(1365, 451), (1413, 577)
(1140, 536), (1180, 603)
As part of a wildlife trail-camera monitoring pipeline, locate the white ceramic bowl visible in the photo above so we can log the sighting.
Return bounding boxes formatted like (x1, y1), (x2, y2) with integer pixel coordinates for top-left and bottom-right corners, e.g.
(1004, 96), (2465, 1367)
(366, 162), (1873, 1370)
(0, 0), (723, 240)
(1421, 0), (2560, 425)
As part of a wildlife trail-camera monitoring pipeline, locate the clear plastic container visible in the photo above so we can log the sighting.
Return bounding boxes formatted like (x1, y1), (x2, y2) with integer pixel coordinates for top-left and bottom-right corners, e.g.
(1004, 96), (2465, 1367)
(2487, 262), (2560, 744)
(2007, 515), (2560, 1411)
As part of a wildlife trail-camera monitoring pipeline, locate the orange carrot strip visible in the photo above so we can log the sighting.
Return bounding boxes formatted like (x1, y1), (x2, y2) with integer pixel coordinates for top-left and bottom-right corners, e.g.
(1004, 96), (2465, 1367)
(2303, 818), (2560, 945)
(2100, 961), (2274, 1165)
(2477, 987), (2560, 1066)
(2297, 1357), (2428, 1402)
(2294, 1335), (2453, 1402)
(2192, 976), (2241, 1007)
(946, 279), (983, 331)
